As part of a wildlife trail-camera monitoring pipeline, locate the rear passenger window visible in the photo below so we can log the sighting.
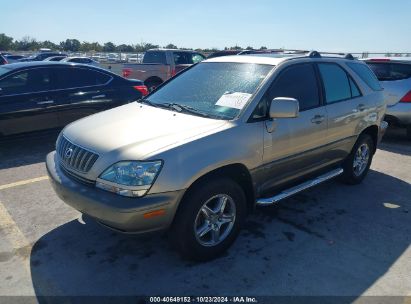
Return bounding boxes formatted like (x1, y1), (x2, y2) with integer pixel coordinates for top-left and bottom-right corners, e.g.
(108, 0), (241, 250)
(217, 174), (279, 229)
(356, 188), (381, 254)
(268, 63), (320, 111)
(347, 62), (382, 91)
(0, 68), (53, 95)
(318, 63), (351, 103)
(54, 68), (111, 89)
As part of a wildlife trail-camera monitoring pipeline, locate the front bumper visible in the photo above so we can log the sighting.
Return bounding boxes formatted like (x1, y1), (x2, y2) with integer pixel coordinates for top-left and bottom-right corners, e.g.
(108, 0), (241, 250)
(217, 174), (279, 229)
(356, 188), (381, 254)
(46, 151), (184, 233)
(386, 102), (411, 125)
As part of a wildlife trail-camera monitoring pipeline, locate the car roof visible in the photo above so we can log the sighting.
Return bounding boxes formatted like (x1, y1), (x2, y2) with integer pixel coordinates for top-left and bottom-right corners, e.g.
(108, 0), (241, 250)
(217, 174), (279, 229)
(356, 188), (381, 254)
(362, 57), (411, 63)
(0, 61), (112, 74)
(204, 55), (291, 66)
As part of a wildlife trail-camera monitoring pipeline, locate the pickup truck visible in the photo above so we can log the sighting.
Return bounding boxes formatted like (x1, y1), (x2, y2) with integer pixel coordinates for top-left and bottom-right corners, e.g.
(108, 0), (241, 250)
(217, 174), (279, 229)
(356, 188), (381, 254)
(122, 49), (206, 91)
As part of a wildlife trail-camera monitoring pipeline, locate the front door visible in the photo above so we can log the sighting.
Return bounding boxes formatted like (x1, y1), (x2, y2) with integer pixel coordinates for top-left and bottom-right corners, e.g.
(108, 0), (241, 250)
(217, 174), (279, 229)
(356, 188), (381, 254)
(0, 68), (59, 136)
(258, 63), (329, 194)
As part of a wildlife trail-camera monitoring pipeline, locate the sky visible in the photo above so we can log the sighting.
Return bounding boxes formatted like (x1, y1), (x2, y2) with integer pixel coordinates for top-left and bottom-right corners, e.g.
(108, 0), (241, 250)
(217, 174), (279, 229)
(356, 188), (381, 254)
(1, 0), (411, 52)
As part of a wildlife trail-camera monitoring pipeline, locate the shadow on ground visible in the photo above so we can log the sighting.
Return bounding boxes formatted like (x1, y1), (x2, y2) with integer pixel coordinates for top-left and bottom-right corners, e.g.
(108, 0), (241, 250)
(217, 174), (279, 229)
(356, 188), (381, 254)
(0, 129), (60, 170)
(30, 170), (411, 299)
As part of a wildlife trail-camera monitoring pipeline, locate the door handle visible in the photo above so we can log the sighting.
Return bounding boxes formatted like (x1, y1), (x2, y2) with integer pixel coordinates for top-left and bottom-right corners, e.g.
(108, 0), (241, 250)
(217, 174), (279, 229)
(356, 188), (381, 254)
(357, 104), (366, 111)
(91, 94), (106, 99)
(311, 115), (325, 124)
(36, 100), (54, 105)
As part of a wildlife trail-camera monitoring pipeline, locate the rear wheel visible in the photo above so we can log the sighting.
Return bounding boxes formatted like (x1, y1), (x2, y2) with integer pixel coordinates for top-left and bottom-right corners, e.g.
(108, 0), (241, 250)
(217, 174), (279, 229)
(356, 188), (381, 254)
(170, 178), (246, 261)
(341, 134), (374, 185)
(145, 79), (162, 92)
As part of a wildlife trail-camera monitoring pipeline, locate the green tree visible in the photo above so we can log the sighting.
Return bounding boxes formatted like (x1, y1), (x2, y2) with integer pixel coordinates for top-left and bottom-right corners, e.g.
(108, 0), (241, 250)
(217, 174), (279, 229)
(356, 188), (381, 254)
(134, 42), (159, 52)
(40, 40), (58, 50)
(246, 46), (253, 50)
(60, 39), (81, 52)
(14, 36), (39, 51)
(103, 42), (116, 52)
(116, 44), (134, 52)
(165, 43), (178, 49)
(0, 33), (13, 50)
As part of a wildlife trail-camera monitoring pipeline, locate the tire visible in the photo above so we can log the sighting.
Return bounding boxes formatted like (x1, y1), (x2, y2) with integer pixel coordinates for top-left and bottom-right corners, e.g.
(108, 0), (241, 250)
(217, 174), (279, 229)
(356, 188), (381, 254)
(145, 79), (162, 92)
(406, 125), (411, 141)
(341, 134), (374, 185)
(170, 177), (247, 261)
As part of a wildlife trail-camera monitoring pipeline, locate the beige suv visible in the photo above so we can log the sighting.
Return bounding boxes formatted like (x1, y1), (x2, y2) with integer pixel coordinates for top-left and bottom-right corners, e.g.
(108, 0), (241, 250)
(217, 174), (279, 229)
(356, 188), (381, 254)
(47, 51), (387, 261)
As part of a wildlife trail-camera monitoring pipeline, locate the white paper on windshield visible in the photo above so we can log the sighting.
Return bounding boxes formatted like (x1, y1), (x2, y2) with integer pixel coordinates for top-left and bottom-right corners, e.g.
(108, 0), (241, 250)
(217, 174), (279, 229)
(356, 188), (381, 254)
(215, 92), (252, 110)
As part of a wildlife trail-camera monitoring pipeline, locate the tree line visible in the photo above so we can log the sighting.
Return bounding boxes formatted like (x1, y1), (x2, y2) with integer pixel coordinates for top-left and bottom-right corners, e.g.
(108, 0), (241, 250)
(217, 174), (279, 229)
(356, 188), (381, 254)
(0, 33), (268, 53)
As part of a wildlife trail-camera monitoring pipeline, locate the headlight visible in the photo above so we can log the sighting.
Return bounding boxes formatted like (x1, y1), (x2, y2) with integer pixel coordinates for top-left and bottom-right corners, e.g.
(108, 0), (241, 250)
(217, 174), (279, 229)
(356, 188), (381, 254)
(96, 160), (162, 197)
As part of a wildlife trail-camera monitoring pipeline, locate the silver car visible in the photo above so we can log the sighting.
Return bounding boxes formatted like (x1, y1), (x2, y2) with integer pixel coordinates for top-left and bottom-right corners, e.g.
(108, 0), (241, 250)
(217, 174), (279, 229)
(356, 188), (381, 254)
(47, 51), (387, 261)
(364, 58), (411, 139)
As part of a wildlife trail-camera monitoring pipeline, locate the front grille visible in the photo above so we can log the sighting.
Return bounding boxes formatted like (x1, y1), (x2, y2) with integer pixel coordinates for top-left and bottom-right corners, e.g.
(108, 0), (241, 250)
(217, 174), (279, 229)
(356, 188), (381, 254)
(57, 136), (99, 173)
(60, 165), (95, 187)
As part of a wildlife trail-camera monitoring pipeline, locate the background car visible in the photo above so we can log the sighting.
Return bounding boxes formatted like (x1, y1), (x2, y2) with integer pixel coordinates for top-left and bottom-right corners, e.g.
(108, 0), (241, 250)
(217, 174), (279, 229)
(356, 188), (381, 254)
(123, 49), (206, 91)
(0, 62), (148, 136)
(60, 56), (99, 67)
(364, 57), (411, 139)
(3, 54), (26, 63)
(0, 55), (7, 65)
(44, 55), (68, 62)
(18, 52), (67, 62)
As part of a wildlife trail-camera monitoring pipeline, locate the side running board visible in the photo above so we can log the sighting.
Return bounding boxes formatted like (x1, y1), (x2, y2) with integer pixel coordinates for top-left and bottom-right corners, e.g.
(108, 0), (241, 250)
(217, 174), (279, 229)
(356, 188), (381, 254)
(256, 168), (344, 206)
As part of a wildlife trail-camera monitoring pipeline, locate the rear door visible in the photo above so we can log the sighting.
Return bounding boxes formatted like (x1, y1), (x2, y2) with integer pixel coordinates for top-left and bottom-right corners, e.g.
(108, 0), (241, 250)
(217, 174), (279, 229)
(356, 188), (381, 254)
(259, 63), (329, 192)
(317, 62), (365, 162)
(0, 68), (59, 135)
(51, 66), (116, 126)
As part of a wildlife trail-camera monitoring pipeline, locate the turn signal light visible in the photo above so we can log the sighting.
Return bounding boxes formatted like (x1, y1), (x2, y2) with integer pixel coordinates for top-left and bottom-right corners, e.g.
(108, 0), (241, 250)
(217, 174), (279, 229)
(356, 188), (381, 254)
(400, 90), (411, 103)
(143, 209), (166, 219)
(133, 85), (149, 96)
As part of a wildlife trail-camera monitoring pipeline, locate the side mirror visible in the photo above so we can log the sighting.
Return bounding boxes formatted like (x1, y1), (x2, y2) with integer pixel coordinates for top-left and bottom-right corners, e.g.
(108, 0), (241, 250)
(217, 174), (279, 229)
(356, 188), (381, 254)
(269, 97), (299, 119)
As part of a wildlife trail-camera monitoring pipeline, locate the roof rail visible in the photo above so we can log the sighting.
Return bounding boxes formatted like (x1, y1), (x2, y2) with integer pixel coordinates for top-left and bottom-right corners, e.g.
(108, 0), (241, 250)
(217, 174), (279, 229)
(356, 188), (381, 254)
(306, 50), (355, 60)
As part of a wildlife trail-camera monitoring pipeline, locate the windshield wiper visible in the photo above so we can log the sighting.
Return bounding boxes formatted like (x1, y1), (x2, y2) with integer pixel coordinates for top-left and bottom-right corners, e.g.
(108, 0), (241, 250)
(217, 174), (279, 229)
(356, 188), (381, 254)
(136, 99), (161, 108)
(162, 103), (211, 118)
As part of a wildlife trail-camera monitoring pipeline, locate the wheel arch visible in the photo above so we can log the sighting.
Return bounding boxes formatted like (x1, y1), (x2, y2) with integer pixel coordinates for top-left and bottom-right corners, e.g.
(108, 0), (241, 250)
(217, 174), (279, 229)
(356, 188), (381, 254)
(176, 163), (256, 216)
(144, 76), (163, 86)
(360, 125), (379, 154)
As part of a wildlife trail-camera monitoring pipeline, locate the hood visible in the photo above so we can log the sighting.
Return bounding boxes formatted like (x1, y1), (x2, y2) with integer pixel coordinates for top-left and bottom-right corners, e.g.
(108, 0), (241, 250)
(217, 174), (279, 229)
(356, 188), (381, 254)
(62, 102), (228, 160)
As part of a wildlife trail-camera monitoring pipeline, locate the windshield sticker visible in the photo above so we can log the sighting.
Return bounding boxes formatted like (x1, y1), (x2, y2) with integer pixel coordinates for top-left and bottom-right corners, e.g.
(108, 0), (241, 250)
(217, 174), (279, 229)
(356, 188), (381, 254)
(215, 92), (252, 109)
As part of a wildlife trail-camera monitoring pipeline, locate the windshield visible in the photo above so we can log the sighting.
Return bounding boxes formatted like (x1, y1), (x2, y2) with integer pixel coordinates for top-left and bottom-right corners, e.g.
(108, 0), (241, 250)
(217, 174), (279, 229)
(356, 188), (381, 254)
(146, 62), (273, 120)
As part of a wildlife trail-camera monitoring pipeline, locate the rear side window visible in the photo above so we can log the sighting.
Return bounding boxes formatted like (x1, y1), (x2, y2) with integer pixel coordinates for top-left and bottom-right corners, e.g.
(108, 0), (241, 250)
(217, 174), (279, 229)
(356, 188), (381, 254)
(318, 63), (352, 103)
(366, 62), (411, 81)
(268, 63), (320, 111)
(347, 62), (382, 91)
(143, 51), (167, 64)
(54, 67), (111, 89)
(173, 52), (205, 64)
(0, 68), (53, 95)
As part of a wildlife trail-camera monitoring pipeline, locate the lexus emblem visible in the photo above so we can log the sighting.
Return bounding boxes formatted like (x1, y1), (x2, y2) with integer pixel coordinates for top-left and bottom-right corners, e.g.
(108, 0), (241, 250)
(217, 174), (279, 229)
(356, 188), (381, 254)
(65, 148), (73, 159)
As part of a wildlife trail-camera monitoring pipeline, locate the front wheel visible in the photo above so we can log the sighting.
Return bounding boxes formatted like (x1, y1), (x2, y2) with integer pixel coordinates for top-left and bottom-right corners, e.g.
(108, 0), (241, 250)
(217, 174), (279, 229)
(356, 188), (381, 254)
(170, 178), (246, 261)
(341, 134), (374, 185)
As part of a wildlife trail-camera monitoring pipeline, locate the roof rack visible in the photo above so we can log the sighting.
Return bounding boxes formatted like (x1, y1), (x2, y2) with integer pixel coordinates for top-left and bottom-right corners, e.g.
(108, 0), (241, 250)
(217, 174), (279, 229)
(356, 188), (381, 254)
(308, 50), (355, 60)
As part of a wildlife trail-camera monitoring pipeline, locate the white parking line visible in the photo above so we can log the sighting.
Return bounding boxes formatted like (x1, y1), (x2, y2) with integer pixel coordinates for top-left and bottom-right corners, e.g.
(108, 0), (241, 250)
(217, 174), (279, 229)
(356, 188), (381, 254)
(0, 176), (49, 191)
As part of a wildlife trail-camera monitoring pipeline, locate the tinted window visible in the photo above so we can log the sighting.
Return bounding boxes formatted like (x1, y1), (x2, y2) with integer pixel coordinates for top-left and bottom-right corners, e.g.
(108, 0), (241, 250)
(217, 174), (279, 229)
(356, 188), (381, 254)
(349, 77), (361, 97)
(0, 56), (6, 65)
(268, 64), (320, 111)
(143, 51), (167, 64)
(54, 67), (111, 89)
(318, 63), (351, 103)
(0, 68), (53, 95)
(69, 58), (91, 64)
(148, 62), (272, 120)
(173, 52), (205, 64)
(347, 62), (382, 91)
(366, 62), (411, 81)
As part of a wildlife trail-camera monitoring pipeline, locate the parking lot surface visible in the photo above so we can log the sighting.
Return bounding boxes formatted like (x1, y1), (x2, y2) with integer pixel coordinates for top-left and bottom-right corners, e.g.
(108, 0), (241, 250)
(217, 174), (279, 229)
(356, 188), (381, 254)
(0, 128), (410, 298)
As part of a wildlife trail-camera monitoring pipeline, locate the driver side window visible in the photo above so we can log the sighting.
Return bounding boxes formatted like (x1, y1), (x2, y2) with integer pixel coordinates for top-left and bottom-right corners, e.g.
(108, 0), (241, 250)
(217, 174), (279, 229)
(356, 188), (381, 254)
(252, 63), (320, 119)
